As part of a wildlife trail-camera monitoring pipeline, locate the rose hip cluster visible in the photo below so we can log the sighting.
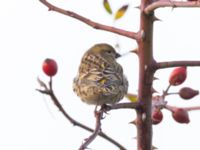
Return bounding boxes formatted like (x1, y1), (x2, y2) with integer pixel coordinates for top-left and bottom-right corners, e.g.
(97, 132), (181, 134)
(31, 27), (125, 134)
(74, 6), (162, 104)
(151, 67), (199, 125)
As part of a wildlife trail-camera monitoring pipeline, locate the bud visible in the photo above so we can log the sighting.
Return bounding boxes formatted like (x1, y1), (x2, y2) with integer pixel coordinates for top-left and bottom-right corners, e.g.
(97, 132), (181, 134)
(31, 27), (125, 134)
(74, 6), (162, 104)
(179, 87), (199, 100)
(172, 108), (190, 124)
(169, 67), (187, 86)
(152, 109), (163, 125)
(42, 58), (58, 77)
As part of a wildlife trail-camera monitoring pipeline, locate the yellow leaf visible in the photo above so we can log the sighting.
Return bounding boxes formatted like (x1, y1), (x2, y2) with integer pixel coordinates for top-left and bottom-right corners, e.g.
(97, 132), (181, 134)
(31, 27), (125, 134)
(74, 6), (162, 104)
(103, 0), (112, 15)
(114, 4), (129, 20)
(125, 93), (137, 102)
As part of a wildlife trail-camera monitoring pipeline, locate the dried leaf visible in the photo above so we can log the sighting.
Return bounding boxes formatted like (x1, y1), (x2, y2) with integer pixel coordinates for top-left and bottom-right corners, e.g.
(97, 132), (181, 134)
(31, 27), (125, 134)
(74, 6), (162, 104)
(103, 0), (112, 15)
(125, 93), (137, 102)
(37, 77), (48, 90)
(114, 4), (129, 20)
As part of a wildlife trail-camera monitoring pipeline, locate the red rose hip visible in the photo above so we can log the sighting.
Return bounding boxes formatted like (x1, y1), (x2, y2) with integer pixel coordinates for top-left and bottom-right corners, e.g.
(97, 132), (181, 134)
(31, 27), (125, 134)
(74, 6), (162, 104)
(42, 58), (58, 77)
(169, 67), (187, 86)
(172, 108), (190, 124)
(152, 109), (163, 125)
(179, 87), (199, 100)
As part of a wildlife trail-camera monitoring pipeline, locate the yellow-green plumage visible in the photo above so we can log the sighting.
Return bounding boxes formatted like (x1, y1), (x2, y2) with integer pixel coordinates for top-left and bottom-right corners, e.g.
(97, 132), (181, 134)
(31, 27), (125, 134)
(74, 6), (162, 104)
(73, 43), (128, 105)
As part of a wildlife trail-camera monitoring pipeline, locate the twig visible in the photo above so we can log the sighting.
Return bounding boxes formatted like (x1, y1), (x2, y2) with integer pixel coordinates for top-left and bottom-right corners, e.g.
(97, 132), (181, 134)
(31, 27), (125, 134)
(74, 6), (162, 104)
(166, 92), (179, 96)
(184, 106), (200, 111)
(39, 0), (139, 40)
(155, 60), (200, 70)
(79, 109), (104, 150)
(49, 77), (53, 90)
(105, 102), (140, 111)
(165, 105), (200, 112)
(36, 78), (126, 150)
(145, 1), (200, 14)
(162, 84), (171, 99)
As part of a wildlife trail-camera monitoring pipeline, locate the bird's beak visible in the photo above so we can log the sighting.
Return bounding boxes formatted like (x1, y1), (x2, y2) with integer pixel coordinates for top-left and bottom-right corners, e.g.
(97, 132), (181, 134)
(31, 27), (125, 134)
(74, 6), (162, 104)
(115, 52), (121, 58)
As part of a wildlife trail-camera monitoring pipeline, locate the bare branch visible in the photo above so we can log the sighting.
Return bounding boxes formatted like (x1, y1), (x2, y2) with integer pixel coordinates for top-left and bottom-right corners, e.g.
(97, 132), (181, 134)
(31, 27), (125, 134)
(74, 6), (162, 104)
(104, 102), (140, 111)
(39, 0), (139, 40)
(184, 106), (200, 111)
(36, 79), (126, 150)
(145, 1), (200, 14)
(162, 84), (171, 99)
(155, 60), (200, 70)
(165, 104), (200, 112)
(79, 109), (104, 150)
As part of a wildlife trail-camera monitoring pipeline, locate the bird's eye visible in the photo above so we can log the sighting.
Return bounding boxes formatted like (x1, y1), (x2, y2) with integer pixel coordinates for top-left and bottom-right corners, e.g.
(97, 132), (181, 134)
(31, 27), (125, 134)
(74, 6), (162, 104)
(107, 50), (112, 54)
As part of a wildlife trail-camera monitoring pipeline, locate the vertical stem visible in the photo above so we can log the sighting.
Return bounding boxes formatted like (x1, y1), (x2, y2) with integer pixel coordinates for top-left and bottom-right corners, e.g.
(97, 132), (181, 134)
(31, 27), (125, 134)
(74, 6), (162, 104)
(136, 0), (155, 150)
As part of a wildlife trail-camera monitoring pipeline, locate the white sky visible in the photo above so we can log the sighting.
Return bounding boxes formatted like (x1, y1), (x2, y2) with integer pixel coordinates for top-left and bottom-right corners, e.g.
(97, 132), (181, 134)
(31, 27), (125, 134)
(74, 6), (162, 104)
(0, 0), (200, 150)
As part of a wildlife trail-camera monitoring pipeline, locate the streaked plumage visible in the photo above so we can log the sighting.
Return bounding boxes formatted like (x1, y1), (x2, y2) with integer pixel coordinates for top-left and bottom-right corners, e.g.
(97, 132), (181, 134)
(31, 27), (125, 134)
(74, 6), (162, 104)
(73, 43), (128, 105)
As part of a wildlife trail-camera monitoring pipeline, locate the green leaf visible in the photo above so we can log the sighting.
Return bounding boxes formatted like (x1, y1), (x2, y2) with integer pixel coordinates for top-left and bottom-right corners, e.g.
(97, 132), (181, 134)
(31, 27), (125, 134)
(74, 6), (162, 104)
(103, 0), (112, 15)
(114, 4), (129, 20)
(125, 93), (137, 102)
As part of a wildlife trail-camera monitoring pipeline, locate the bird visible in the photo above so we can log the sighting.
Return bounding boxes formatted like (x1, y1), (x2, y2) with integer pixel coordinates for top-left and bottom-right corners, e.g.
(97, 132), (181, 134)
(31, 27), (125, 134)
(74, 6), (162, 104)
(73, 43), (128, 105)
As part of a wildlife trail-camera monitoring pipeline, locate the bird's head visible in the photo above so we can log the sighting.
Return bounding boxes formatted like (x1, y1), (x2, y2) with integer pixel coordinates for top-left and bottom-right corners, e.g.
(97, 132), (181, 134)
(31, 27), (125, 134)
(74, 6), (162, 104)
(87, 43), (121, 60)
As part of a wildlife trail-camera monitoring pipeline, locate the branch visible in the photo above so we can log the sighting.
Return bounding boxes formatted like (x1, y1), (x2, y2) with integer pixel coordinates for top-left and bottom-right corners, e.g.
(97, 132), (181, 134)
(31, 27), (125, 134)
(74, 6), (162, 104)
(165, 105), (200, 112)
(155, 60), (200, 70)
(36, 79), (126, 150)
(162, 84), (171, 99)
(79, 109), (104, 150)
(104, 102), (140, 111)
(39, 0), (139, 40)
(145, 1), (200, 14)
(185, 106), (200, 111)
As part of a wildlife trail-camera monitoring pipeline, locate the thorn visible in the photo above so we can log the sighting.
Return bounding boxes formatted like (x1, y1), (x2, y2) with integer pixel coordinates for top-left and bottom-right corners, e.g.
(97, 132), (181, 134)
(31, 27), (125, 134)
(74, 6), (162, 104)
(129, 119), (137, 125)
(130, 48), (138, 55)
(134, 5), (140, 9)
(152, 145), (158, 150)
(153, 16), (162, 22)
(153, 76), (159, 80)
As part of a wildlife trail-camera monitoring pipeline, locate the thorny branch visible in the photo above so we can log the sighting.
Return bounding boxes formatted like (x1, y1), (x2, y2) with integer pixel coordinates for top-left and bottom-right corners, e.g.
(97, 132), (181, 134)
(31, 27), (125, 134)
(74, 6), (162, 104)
(145, 1), (200, 14)
(155, 60), (200, 70)
(39, 0), (140, 40)
(36, 78), (127, 150)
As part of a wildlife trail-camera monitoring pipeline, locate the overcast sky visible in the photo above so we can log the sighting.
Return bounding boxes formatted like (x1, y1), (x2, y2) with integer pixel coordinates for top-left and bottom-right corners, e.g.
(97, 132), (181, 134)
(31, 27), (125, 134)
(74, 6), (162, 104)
(0, 0), (200, 150)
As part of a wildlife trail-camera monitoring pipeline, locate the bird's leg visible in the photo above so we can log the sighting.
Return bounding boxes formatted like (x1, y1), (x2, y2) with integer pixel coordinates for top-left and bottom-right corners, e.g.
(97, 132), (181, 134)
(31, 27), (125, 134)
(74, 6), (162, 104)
(94, 105), (99, 117)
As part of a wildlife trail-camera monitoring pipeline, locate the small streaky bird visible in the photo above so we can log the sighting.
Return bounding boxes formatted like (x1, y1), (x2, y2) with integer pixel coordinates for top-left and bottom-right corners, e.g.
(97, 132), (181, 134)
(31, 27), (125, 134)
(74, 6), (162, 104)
(73, 43), (128, 105)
